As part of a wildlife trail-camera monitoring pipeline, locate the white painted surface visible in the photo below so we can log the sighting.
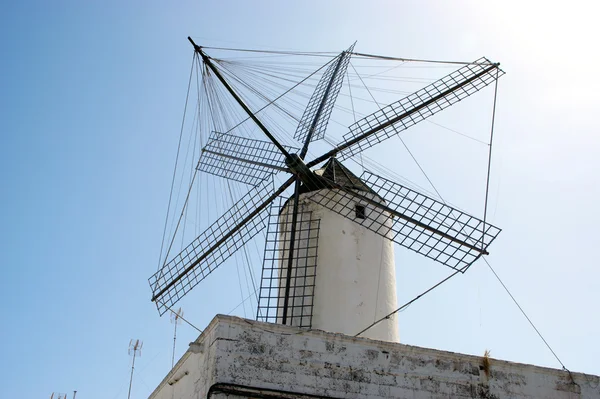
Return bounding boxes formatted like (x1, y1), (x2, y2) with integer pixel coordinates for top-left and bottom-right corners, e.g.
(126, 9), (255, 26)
(278, 188), (399, 342)
(149, 315), (600, 399)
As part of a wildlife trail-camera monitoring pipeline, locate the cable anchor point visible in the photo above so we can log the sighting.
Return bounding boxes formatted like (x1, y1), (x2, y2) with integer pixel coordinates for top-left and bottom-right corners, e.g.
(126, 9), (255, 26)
(187, 36), (202, 52)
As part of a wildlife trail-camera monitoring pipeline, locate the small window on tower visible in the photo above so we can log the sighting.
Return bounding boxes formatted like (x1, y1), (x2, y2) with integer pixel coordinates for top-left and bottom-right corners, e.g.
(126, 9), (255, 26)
(355, 204), (366, 219)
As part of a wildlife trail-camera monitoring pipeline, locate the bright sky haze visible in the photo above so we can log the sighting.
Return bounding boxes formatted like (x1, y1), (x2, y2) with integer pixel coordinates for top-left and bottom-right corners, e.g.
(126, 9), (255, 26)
(1, 1), (599, 398)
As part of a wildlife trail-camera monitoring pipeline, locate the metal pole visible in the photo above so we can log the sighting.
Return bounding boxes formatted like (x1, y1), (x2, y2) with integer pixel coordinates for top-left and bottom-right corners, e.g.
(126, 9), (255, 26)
(172, 321), (178, 368)
(282, 178), (302, 324)
(482, 70), (499, 249)
(187, 37), (292, 161)
(127, 350), (136, 399)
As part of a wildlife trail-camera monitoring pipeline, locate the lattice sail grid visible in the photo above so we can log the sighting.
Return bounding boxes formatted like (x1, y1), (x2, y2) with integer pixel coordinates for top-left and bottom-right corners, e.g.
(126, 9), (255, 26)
(306, 171), (501, 271)
(338, 58), (504, 160)
(199, 131), (298, 186)
(294, 44), (355, 144)
(149, 179), (275, 315)
(257, 198), (320, 328)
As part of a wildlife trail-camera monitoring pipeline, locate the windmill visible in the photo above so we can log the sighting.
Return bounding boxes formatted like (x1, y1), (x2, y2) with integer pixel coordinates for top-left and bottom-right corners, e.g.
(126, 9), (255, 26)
(148, 37), (503, 341)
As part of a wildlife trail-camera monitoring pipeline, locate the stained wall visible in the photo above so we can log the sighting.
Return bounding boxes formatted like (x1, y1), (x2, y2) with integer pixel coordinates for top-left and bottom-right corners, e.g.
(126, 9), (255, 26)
(149, 315), (599, 399)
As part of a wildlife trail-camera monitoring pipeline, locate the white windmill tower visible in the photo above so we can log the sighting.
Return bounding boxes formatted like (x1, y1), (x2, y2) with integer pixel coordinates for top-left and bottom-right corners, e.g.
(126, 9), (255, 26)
(271, 158), (400, 341)
(149, 38), (503, 344)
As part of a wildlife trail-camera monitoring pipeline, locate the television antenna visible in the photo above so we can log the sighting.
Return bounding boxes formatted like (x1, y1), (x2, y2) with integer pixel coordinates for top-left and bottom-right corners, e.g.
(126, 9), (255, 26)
(149, 38), (504, 332)
(127, 339), (143, 399)
(170, 307), (183, 368)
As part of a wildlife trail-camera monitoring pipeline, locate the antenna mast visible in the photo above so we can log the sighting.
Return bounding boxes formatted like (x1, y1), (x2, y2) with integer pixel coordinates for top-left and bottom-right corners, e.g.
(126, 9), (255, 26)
(127, 338), (143, 399)
(170, 307), (183, 368)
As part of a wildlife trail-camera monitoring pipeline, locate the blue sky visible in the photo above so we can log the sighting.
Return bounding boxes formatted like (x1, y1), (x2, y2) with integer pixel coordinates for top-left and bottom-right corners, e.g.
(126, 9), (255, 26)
(2, 1), (600, 398)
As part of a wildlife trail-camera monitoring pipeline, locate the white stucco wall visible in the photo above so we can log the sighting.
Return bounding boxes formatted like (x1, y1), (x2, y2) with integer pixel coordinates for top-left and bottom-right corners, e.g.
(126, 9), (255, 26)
(278, 188), (399, 342)
(149, 315), (600, 399)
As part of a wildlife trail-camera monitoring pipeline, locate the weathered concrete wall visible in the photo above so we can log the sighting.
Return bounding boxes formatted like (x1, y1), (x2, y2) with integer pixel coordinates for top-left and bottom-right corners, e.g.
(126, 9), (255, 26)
(149, 315), (600, 399)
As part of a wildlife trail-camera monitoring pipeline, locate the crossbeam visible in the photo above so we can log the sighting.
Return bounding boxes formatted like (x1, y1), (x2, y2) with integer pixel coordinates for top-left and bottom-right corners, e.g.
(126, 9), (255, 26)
(189, 37), (292, 162)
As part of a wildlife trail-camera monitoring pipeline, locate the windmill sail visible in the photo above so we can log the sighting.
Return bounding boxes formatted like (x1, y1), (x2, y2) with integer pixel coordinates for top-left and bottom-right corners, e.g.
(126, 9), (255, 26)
(307, 58), (503, 166)
(294, 44), (355, 151)
(149, 176), (294, 314)
(256, 198), (320, 327)
(199, 131), (298, 186)
(305, 168), (501, 271)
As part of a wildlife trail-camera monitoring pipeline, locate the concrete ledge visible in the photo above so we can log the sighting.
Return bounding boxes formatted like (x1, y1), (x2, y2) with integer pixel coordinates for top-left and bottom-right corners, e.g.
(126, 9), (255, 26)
(149, 314), (599, 399)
